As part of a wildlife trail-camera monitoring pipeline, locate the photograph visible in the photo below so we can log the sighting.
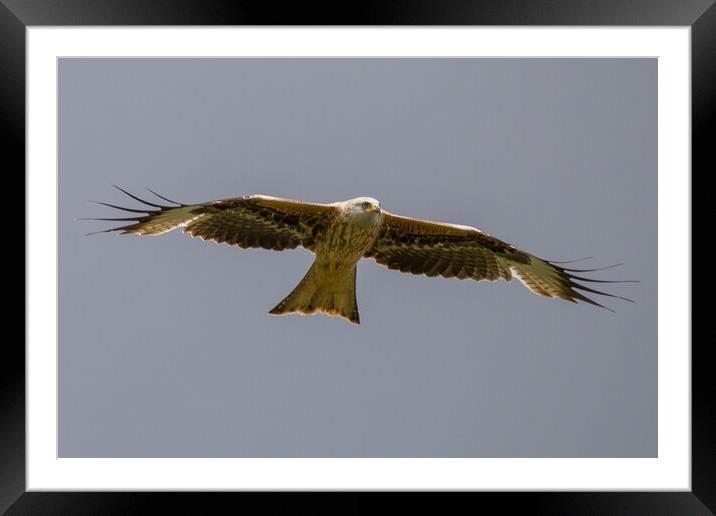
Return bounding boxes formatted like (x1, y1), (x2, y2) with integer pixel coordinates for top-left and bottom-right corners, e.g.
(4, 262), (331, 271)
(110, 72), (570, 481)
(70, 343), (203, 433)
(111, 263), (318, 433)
(59, 57), (655, 459)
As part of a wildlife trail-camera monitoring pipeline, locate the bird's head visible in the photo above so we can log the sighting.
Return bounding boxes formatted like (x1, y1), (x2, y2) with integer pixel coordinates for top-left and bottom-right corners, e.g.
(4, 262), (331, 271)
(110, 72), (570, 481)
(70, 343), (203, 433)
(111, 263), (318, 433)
(346, 197), (381, 216)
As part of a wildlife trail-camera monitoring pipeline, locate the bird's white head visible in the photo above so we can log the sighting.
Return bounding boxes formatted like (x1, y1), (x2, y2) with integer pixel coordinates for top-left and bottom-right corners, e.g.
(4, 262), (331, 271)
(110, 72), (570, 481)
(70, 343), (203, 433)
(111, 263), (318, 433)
(345, 197), (381, 216)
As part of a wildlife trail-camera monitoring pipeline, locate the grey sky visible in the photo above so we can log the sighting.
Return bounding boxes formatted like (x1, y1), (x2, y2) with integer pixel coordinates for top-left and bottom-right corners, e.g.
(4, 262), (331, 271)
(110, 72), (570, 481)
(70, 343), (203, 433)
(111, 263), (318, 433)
(59, 58), (656, 457)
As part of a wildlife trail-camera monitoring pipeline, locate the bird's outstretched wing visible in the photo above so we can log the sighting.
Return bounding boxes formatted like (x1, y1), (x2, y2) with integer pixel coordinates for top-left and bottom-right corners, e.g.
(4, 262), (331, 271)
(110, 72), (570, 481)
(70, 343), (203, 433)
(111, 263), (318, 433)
(364, 211), (634, 310)
(85, 187), (337, 251)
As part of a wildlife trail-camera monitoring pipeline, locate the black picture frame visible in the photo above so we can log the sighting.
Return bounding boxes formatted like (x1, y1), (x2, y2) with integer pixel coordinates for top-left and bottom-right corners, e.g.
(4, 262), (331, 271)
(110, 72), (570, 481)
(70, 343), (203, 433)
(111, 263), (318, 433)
(7, 1), (707, 513)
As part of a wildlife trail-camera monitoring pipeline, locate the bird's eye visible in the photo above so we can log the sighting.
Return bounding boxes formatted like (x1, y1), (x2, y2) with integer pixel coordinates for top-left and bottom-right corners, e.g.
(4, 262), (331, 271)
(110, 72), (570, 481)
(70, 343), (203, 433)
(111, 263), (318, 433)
(362, 202), (371, 209)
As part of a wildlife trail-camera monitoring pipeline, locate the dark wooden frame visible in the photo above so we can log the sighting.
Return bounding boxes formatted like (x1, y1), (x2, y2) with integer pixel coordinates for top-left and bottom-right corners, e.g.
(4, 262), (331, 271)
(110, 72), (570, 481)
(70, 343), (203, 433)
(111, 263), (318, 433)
(6, 1), (708, 513)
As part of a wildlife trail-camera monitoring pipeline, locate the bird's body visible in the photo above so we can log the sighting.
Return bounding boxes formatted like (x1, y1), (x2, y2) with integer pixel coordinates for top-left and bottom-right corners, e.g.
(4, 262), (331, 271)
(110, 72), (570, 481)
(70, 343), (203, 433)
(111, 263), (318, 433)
(269, 197), (383, 323)
(87, 188), (633, 324)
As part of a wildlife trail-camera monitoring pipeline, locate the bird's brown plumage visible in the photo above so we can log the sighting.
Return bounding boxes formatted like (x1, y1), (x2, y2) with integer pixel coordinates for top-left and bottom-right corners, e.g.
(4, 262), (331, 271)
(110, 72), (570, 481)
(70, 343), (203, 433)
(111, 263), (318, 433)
(364, 211), (526, 281)
(86, 187), (634, 322)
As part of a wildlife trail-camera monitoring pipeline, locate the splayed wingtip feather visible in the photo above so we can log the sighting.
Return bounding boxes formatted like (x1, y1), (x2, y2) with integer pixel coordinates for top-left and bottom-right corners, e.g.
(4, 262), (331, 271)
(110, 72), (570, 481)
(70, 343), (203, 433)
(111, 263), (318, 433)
(145, 187), (185, 206)
(112, 185), (172, 209)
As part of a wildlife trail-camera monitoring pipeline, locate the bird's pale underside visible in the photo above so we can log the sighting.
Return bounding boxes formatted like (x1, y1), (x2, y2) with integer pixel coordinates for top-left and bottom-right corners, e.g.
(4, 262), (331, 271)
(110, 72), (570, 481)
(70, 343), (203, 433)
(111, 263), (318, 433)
(85, 187), (635, 324)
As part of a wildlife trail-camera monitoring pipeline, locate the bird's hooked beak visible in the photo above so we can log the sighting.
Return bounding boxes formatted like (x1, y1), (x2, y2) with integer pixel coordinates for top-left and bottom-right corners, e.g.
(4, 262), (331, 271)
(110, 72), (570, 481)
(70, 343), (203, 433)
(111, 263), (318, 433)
(368, 205), (381, 214)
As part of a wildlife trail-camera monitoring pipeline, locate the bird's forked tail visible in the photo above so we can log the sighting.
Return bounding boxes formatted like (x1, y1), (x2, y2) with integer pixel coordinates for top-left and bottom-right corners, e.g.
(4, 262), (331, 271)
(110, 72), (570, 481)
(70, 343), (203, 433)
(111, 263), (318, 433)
(269, 261), (360, 324)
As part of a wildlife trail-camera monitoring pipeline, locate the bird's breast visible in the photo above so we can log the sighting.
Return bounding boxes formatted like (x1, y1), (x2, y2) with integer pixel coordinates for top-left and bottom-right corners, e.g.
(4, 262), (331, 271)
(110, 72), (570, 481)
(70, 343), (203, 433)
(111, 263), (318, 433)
(316, 215), (381, 262)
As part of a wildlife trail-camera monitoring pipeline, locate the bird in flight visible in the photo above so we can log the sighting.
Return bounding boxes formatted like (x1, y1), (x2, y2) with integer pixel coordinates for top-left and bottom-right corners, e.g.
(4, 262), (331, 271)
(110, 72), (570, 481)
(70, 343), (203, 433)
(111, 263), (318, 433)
(85, 187), (634, 324)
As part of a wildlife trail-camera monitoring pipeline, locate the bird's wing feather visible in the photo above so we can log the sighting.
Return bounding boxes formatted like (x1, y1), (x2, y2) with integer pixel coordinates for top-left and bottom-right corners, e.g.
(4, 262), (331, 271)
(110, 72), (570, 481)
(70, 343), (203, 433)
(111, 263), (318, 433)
(365, 210), (632, 309)
(365, 211), (525, 281)
(88, 189), (337, 252)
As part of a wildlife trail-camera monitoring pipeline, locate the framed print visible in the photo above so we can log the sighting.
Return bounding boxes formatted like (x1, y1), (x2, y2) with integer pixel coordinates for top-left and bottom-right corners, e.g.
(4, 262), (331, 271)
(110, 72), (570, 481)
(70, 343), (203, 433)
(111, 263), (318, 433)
(8, 0), (708, 513)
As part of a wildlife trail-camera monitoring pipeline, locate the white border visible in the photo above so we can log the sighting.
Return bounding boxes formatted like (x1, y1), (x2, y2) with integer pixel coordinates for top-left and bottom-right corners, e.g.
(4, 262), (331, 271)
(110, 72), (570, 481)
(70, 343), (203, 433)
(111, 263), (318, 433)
(27, 27), (691, 490)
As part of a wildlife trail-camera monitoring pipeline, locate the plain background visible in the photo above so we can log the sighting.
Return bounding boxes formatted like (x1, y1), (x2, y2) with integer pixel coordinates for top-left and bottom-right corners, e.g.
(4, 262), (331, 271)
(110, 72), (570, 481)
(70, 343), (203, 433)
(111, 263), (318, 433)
(58, 58), (656, 457)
